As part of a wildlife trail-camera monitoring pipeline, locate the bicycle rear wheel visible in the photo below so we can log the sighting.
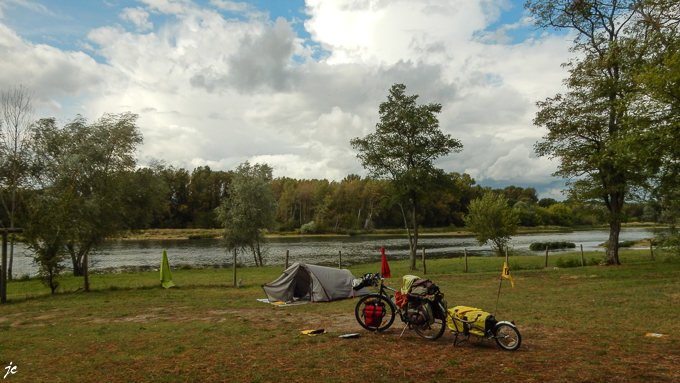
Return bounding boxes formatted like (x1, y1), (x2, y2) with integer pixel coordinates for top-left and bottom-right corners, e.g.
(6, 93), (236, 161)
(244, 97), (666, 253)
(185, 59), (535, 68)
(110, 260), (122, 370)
(412, 316), (446, 340)
(355, 294), (396, 332)
(494, 323), (521, 351)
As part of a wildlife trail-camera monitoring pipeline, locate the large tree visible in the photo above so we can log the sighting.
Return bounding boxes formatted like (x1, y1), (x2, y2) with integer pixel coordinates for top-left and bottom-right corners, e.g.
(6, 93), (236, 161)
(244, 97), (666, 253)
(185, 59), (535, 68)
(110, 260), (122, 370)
(351, 84), (463, 269)
(29, 112), (144, 291)
(527, 0), (668, 265)
(0, 85), (34, 280)
(215, 161), (277, 267)
(634, 2), (680, 228)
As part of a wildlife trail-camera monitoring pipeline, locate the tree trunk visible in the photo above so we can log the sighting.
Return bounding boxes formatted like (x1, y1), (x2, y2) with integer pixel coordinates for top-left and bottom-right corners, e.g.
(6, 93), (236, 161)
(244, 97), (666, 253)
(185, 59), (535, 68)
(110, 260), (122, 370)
(398, 203), (415, 270)
(603, 179), (624, 265)
(411, 203), (419, 270)
(251, 245), (259, 267)
(67, 244), (84, 277)
(7, 236), (13, 281)
(364, 200), (374, 230)
(256, 241), (263, 267)
(83, 251), (90, 292)
(606, 212), (622, 265)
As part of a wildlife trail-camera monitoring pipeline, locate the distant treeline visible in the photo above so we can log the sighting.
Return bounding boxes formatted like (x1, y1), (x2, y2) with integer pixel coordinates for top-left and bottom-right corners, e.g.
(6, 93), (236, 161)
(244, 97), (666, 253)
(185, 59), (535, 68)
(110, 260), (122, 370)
(106, 165), (658, 233)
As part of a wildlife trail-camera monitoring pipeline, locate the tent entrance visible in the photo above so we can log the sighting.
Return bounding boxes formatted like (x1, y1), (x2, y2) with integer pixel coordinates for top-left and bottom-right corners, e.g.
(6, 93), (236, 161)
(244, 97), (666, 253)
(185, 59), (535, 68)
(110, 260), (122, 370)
(294, 267), (311, 300)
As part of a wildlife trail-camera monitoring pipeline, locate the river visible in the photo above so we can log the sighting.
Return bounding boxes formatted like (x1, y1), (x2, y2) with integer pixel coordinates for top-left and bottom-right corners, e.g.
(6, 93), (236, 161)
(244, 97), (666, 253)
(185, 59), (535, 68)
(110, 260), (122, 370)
(7, 228), (659, 277)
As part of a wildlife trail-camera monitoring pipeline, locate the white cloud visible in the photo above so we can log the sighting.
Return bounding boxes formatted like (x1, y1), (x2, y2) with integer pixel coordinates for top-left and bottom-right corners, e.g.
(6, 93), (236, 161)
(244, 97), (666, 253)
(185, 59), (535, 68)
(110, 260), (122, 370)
(120, 7), (153, 32)
(483, 143), (556, 182)
(0, 24), (121, 114)
(2, 0), (578, 194)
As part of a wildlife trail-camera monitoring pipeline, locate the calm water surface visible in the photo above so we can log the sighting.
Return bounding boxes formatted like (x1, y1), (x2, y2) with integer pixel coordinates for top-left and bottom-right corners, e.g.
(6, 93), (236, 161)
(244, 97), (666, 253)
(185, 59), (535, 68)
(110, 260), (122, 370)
(10, 228), (657, 276)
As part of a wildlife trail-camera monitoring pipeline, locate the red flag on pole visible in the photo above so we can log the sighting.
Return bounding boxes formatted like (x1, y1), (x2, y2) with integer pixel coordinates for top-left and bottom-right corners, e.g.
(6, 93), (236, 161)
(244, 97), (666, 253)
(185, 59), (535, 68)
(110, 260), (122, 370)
(380, 247), (391, 278)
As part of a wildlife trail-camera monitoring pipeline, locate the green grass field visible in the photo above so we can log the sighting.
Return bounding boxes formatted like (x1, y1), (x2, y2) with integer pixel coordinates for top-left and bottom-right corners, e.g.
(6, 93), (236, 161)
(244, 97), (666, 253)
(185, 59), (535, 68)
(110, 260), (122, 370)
(1, 250), (679, 382)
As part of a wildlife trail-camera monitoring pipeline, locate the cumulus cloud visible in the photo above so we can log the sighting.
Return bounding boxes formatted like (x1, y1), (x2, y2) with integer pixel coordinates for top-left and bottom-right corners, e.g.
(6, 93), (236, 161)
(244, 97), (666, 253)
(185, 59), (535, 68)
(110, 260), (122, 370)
(0, 24), (121, 114)
(120, 7), (153, 32)
(4, 0), (578, 197)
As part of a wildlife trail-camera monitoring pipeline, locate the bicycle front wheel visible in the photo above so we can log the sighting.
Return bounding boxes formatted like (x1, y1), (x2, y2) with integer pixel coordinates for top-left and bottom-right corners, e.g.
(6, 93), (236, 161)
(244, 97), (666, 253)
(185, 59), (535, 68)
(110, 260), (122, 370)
(494, 323), (521, 351)
(355, 294), (396, 332)
(413, 316), (446, 340)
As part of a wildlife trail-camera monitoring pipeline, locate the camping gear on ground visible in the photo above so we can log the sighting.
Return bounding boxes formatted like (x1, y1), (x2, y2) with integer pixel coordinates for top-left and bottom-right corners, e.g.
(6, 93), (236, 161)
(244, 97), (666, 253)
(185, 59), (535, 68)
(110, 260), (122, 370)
(353, 272), (522, 351)
(338, 333), (360, 338)
(262, 263), (370, 303)
(300, 329), (326, 336)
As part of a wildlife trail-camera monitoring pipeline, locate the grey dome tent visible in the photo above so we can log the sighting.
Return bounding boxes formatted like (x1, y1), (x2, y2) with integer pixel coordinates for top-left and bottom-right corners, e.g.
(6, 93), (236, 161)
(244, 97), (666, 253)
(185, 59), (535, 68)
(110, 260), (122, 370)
(262, 263), (371, 303)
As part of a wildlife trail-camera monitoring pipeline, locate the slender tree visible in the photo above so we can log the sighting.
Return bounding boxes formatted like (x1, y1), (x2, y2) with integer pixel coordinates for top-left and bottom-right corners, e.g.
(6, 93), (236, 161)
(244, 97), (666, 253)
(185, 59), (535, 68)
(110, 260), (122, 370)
(463, 193), (520, 256)
(215, 162), (277, 267)
(0, 85), (34, 280)
(351, 84), (463, 269)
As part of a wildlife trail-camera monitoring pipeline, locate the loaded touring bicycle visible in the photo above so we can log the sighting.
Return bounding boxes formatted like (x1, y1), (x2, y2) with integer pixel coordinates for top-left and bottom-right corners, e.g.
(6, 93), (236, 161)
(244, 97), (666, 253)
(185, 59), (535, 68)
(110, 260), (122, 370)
(353, 272), (521, 351)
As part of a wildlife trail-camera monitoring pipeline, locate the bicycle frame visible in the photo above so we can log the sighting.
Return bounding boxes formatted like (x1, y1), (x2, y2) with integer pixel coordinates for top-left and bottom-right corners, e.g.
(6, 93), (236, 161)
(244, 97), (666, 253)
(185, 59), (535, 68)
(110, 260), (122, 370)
(374, 279), (412, 337)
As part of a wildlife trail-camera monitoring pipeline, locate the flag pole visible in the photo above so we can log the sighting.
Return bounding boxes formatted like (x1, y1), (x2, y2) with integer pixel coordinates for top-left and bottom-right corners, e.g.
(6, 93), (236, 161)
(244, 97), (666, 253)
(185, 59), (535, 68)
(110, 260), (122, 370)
(494, 272), (503, 318)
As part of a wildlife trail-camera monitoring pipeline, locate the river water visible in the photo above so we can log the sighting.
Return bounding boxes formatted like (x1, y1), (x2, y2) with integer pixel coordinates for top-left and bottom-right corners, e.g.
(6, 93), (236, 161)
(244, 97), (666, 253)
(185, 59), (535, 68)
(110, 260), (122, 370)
(8, 228), (658, 276)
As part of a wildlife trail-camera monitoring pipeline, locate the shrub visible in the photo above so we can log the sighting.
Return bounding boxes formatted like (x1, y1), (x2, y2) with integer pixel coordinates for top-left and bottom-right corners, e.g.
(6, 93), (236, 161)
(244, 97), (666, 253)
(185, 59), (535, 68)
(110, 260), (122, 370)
(530, 241), (576, 251)
(300, 221), (317, 234)
(599, 240), (637, 248)
(555, 257), (582, 268)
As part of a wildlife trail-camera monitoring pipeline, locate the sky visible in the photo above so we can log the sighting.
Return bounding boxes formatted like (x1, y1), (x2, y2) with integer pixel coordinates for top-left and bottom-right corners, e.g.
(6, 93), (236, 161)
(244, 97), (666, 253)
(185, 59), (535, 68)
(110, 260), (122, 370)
(0, 0), (577, 199)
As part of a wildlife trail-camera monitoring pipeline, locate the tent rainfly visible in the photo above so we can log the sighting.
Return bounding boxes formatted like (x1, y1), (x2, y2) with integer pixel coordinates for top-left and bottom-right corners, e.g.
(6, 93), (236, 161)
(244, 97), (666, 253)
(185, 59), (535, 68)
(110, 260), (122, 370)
(262, 263), (371, 303)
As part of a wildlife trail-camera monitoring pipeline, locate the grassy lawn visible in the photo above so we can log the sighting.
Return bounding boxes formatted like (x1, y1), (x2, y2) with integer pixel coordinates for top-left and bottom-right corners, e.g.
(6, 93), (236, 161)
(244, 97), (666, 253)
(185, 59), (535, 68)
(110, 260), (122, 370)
(1, 250), (679, 382)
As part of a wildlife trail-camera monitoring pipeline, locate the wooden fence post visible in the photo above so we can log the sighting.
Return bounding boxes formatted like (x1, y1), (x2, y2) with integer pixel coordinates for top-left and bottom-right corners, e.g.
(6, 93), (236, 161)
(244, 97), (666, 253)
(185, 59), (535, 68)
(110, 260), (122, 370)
(285, 249), (289, 270)
(233, 249), (237, 287)
(544, 246), (549, 268)
(464, 249), (468, 273)
(650, 240), (655, 261)
(422, 248), (426, 275)
(580, 244), (585, 266)
(339, 251), (342, 269)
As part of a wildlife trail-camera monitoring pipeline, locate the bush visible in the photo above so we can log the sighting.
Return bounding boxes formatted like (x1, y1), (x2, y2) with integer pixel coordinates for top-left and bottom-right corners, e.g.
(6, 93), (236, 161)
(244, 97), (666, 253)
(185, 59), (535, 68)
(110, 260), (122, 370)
(599, 240), (637, 248)
(530, 241), (576, 251)
(555, 258), (582, 268)
(300, 221), (317, 234)
(179, 264), (193, 270)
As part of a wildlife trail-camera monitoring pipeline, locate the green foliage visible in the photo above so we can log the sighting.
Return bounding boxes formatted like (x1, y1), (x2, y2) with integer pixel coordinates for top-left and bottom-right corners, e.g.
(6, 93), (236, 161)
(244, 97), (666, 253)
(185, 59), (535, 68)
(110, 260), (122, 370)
(215, 161), (277, 267)
(463, 193), (520, 256)
(300, 220), (317, 234)
(600, 240), (637, 249)
(351, 83), (463, 268)
(526, 0), (680, 264)
(27, 113), (146, 282)
(530, 241), (576, 251)
(555, 257), (582, 268)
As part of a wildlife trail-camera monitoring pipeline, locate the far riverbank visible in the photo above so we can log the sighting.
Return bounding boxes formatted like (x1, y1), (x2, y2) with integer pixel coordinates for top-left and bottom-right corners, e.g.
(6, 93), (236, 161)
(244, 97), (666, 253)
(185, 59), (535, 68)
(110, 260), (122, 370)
(112, 223), (662, 240)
